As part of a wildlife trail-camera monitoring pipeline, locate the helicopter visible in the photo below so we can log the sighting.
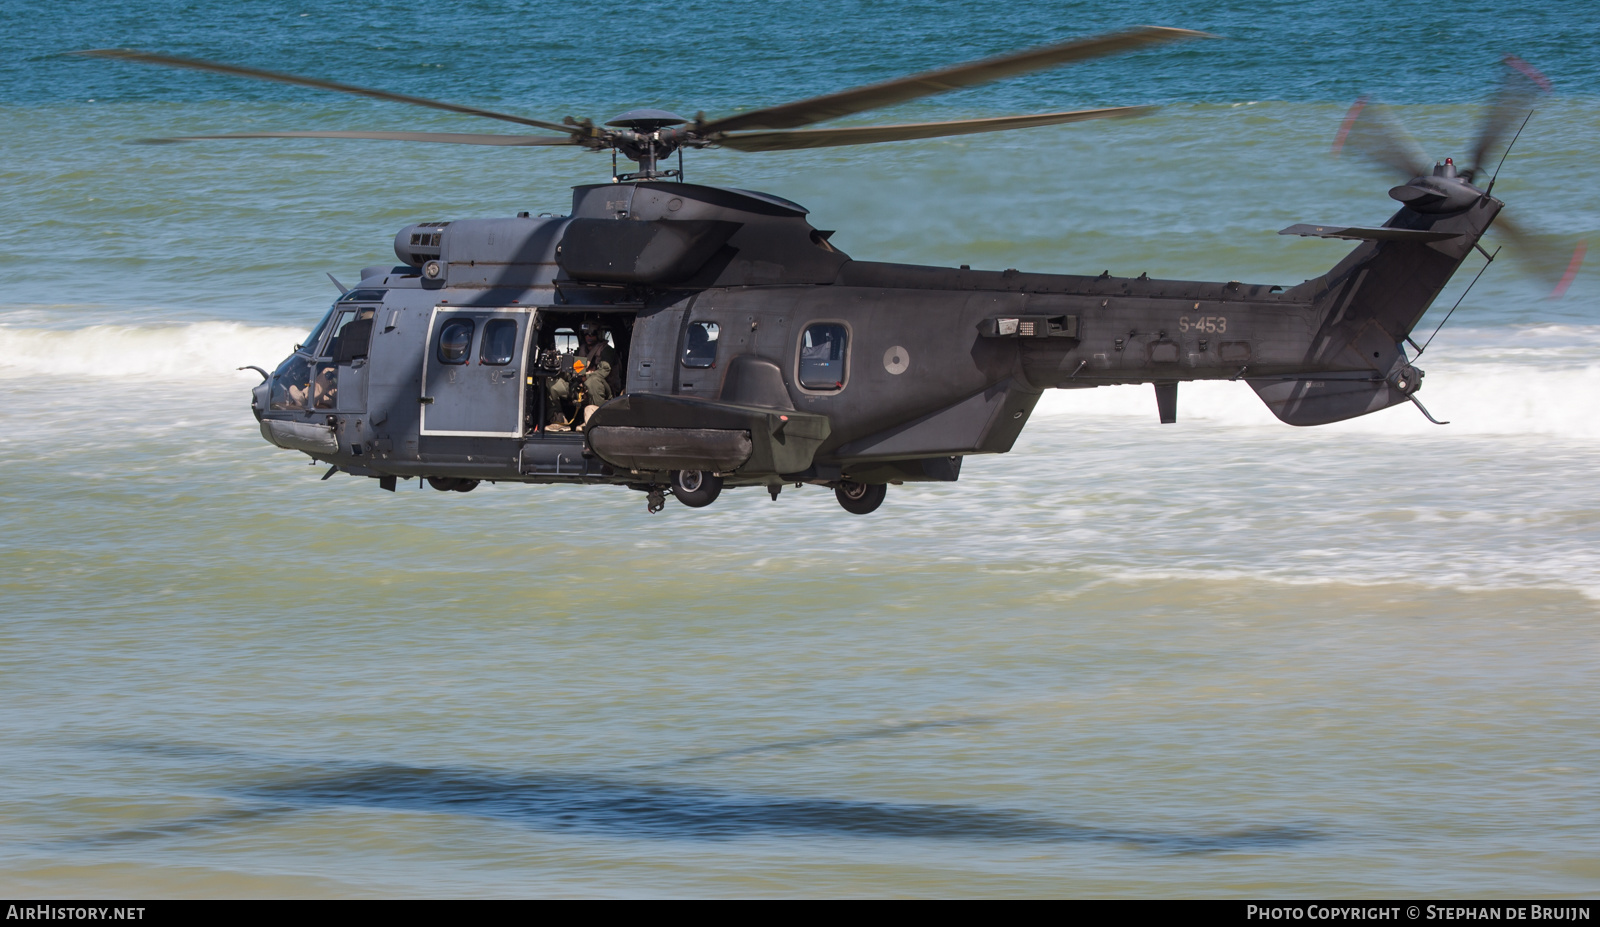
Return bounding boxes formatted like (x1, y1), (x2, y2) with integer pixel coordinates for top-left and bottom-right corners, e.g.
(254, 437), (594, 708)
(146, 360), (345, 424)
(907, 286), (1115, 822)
(76, 28), (1573, 515)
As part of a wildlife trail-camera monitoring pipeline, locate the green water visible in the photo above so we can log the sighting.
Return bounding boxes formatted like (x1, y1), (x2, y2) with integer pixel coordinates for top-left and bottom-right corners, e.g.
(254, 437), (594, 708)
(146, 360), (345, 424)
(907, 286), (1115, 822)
(2, 0), (1599, 897)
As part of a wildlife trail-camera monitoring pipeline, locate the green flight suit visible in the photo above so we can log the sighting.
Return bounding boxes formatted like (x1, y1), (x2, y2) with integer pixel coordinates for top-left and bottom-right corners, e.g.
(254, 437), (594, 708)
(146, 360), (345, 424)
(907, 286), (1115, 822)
(547, 339), (617, 424)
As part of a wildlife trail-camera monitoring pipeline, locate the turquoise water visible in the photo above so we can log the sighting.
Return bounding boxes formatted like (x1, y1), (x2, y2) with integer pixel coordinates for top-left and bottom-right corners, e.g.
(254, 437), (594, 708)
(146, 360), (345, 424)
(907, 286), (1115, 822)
(3, 0), (1599, 897)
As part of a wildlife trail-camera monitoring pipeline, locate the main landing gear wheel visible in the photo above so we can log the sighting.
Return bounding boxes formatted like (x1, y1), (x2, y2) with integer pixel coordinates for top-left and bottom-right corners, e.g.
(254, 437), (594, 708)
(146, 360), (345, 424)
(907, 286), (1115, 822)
(427, 477), (479, 493)
(834, 481), (886, 515)
(670, 470), (723, 508)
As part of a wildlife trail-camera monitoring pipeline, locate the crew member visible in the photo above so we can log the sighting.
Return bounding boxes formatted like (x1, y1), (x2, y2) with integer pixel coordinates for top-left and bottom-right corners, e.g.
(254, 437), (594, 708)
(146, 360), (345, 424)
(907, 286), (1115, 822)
(547, 320), (620, 430)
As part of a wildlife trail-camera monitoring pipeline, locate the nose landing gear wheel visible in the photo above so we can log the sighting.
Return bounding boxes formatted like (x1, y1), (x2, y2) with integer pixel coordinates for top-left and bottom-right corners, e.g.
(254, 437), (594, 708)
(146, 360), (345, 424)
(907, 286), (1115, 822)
(427, 477), (479, 493)
(834, 480), (886, 514)
(670, 470), (723, 508)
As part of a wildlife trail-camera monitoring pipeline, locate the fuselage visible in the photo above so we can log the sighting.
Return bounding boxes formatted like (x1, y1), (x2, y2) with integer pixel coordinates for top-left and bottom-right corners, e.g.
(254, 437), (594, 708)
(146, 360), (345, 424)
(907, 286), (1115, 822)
(252, 179), (1496, 493)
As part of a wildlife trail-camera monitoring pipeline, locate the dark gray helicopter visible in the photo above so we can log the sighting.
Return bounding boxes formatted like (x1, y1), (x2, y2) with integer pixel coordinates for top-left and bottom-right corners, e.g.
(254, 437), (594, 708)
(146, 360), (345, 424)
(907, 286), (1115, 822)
(78, 29), (1568, 514)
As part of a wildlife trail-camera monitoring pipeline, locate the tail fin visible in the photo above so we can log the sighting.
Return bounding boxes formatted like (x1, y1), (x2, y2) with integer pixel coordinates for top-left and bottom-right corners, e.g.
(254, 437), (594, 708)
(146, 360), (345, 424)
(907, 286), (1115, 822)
(1255, 195), (1500, 426)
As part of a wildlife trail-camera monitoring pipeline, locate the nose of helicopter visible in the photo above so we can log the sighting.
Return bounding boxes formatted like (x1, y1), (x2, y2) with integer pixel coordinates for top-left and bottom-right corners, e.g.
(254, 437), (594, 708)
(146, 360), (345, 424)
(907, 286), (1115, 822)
(250, 377), (269, 422)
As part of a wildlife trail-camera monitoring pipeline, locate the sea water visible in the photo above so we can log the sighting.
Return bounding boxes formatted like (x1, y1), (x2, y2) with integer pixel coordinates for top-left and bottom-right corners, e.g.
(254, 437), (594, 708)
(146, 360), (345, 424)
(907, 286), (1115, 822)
(2, 0), (1598, 897)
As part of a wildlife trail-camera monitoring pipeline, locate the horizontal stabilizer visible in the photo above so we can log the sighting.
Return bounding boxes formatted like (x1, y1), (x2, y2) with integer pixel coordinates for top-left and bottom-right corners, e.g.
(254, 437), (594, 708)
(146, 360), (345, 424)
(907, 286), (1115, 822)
(1279, 224), (1462, 243)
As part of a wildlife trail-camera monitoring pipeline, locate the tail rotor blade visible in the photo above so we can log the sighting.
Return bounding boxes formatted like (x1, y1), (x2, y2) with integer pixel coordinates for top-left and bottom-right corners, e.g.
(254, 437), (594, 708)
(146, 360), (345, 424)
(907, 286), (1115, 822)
(1332, 97), (1430, 180)
(1466, 54), (1550, 180)
(1552, 239), (1589, 299)
(1546, 237), (1588, 300)
(1493, 213), (1587, 299)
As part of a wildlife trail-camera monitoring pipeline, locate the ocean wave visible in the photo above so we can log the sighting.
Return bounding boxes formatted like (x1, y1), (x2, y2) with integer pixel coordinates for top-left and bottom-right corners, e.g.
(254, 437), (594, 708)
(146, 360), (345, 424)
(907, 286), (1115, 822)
(1034, 364), (1600, 438)
(0, 321), (304, 382)
(1034, 324), (1600, 438)
(3, 319), (1598, 439)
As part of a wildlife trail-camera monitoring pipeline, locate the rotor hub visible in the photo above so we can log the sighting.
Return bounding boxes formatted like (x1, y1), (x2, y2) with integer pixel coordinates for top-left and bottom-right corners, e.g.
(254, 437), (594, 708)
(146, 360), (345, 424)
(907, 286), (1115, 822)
(605, 109), (689, 132)
(1390, 158), (1483, 215)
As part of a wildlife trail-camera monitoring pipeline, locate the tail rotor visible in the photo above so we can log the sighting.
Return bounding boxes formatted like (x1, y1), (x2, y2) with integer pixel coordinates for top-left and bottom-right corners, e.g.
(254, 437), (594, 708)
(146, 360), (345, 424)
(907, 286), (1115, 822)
(1332, 55), (1583, 298)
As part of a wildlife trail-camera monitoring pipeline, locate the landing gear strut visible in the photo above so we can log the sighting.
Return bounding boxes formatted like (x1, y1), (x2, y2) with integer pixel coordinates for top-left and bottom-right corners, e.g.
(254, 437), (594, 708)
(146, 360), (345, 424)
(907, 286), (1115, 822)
(834, 480), (886, 514)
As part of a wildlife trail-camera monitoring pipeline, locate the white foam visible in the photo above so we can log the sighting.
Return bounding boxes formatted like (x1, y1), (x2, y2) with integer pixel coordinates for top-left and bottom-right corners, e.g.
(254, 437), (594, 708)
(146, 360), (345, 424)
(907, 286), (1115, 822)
(1033, 324), (1600, 440)
(3, 319), (1598, 439)
(0, 321), (304, 382)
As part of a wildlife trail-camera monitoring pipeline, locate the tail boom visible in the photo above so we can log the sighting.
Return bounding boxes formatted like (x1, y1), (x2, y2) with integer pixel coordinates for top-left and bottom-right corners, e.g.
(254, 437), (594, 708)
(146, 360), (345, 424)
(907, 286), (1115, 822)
(1253, 195), (1501, 425)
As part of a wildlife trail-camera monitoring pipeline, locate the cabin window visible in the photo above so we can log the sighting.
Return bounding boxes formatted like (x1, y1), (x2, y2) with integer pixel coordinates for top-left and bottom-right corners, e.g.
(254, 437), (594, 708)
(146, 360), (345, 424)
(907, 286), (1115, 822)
(682, 321), (720, 368)
(480, 318), (518, 366)
(436, 318), (475, 365)
(798, 323), (848, 391)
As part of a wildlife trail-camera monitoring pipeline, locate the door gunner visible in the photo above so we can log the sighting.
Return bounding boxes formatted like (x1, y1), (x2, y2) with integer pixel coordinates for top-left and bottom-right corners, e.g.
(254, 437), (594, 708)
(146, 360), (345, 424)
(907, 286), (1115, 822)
(547, 321), (619, 431)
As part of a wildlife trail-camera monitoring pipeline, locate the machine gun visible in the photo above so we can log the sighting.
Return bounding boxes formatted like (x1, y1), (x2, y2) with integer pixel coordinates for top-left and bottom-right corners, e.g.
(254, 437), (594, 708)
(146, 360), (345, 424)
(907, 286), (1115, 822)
(530, 347), (585, 379)
(530, 349), (595, 426)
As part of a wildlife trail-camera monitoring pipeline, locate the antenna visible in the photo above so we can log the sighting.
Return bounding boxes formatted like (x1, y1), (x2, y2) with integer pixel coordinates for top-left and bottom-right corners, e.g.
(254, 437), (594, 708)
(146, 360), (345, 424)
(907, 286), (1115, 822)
(1485, 109), (1534, 195)
(1417, 246), (1500, 356)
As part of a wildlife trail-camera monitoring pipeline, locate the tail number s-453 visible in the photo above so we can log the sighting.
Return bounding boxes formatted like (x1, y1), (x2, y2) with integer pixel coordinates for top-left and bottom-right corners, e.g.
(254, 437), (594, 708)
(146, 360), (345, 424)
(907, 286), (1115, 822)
(1179, 315), (1227, 333)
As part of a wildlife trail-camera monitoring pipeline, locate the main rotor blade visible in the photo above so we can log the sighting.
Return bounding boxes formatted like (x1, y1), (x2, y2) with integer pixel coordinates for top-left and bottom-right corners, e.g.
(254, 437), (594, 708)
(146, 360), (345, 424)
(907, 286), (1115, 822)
(132, 130), (580, 147)
(713, 106), (1152, 152)
(72, 49), (582, 135)
(1331, 97), (1430, 180)
(1467, 54), (1550, 179)
(698, 26), (1210, 134)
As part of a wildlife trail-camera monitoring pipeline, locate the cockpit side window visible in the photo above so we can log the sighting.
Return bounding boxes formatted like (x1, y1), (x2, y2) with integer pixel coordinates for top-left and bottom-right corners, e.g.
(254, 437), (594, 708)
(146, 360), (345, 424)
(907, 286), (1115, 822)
(302, 307), (338, 355)
(273, 306), (376, 411)
(314, 309), (353, 359)
(549, 327), (579, 354)
(334, 308), (376, 364)
(312, 363), (339, 409)
(682, 321), (720, 368)
(437, 318), (475, 365)
(798, 322), (848, 391)
(269, 354), (312, 410)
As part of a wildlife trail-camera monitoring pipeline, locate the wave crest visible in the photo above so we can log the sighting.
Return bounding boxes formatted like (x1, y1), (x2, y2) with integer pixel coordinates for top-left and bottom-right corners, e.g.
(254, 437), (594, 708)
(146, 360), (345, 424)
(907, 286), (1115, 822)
(1036, 324), (1600, 439)
(4, 320), (1598, 438)
(0, 321), (304, 381)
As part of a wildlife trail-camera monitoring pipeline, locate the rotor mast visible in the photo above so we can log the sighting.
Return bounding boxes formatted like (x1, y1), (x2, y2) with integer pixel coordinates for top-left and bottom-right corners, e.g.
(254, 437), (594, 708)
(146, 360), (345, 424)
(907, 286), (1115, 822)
(602, 110), (691, 181)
